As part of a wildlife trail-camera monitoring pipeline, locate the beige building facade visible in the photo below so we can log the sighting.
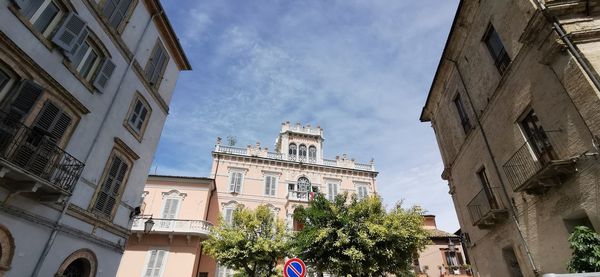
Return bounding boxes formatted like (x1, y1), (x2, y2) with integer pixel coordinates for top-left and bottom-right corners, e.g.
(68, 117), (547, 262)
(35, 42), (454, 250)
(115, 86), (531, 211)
(421, 0), (600, 276)
(116, 175), (214, 277)
(209, 122), (378, 276)
(0, 0), (190, 276)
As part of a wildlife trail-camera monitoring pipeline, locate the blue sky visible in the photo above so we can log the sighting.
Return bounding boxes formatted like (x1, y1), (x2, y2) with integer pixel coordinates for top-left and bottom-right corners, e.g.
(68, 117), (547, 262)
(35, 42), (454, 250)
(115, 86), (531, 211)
(154, 0), (461, 232)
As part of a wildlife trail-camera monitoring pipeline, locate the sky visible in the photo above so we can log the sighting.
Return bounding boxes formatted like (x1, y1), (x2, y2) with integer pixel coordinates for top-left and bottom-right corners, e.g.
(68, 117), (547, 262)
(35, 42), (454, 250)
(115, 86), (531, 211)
(154, 0), (461, 232)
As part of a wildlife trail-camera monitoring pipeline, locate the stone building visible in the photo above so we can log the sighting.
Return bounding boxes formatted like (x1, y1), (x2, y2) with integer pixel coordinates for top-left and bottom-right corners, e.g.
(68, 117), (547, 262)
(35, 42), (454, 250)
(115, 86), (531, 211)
(208, 122), (378, 276)
(421, 0), (600, 276)
(0, 0), (190, 276)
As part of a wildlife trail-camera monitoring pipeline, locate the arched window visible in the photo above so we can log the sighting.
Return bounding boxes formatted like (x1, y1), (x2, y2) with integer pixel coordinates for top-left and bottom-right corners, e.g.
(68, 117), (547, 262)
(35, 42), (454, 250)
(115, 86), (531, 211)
(56, 249), (97, 277)
(0, 224), (15, 274)
(308, 146), (317, 162)
(298, 145), (307, 160)
(288, 143), (297, 160)
(297, 177), (311, 192)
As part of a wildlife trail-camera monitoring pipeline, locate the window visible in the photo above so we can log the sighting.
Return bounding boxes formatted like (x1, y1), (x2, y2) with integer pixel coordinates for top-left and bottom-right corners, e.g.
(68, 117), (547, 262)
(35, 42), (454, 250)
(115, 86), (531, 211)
(102, 0), (134, 30)
(160, 197), (180, 228)
(443, 250), (463, 267)
(143, 249), (168, 277)
(453, 94), (471, 134)
(228, 171), (243, 193)
(299, 144), (307, 160)
(19, 0), (65, 37)
(217, 264), (235, 277)
(520, 109), (555, 164)
(477, 167), (498, 209)
(264, 175), (277, 196)
(145, 41), (169, 88)
(93, 154), (129, 217)
(308, 146), (317, 162)
(356, 184), (368, 200)
(288, 143), (297, 159)
(327, 183), (338, 201)
(484, 24), (511, 74)
(70, 37), (104, 81)
(126, 94), (151, 138)
(223, 207), (234, 225)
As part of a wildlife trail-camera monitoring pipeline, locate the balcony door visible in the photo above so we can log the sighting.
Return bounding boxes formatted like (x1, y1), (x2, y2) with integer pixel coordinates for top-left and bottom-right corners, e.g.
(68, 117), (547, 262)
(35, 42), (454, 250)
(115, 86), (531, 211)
(520, 110), (555, 165)
(477, 168), (498, 210)
(160, 197), (180, 229)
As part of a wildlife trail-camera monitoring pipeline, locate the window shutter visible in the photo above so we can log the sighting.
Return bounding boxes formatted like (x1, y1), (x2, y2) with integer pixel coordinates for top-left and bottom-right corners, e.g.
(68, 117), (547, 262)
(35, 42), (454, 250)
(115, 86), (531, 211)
(229, 173), (235, 192)
(264, 177), (270, 195)
(328, 184), (333, 200)
(154, 250), (166, 276)
(93, 58), (115, 92)
(9, 80), (43, 120)
(65, 29), (89, 63)
(162, 198), (179, 219)
(33, 102), (72, 143)
(224, 208), (233, 224)
(95, 156), (128, 217)
(234, 173), (242, 193)
(144, 250), (157, 277)
(52, 13), (87, 53)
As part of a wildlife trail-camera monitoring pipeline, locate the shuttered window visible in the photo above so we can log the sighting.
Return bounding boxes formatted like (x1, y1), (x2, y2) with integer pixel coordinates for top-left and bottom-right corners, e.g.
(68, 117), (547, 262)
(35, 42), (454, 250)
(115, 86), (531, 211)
(33, 101), (72, 143)
(228, 172), (243, 193)
(145, 41), (169, 88)
(264, 175), (277, 196)
(356, 185), (368, 200)
(52, 13), (87, 53)
(223, 208), (233, 225)
(159, 198), (180, 228)
(94, 155), (129, 217)
(143, 249), (168, 277)
(9, 80), (43, 121)
(327, 183), (338, 201)
(102, 0), (133, 29)
(128, 98), (149, 134)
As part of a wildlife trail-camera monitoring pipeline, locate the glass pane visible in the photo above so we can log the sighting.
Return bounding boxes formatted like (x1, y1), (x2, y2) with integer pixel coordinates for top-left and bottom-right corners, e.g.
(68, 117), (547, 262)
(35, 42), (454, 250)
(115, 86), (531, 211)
(102, 0), (118, 18)
(23, 0), (45, 19)
(33, 2), (59, 34)
(79, 49), (99, 79)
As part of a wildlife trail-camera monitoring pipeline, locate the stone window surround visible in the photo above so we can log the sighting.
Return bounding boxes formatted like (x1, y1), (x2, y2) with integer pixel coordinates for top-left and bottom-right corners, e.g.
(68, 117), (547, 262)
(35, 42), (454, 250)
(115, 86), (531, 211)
(55, 248), (98, 277)
(0, 224), (15, 274)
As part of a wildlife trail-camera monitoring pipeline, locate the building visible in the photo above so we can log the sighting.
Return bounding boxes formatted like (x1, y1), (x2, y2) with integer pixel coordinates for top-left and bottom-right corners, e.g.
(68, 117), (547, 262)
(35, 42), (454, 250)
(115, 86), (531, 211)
(0, 0), (190, 276)
(420, 0), (600, 276)
(415, 215), (470, 277)
(116, 175), (214, 277)
(208, 122), (378, 276)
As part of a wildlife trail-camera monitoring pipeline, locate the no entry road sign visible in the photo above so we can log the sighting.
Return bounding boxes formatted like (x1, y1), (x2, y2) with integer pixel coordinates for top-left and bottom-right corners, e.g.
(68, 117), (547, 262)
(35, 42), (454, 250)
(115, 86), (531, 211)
(284, 258), (306, 277)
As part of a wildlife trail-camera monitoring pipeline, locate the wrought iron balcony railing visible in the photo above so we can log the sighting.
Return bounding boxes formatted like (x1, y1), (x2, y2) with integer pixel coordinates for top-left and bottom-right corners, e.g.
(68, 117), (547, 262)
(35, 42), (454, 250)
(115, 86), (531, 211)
(503, 142), (576, 194)
(131, 217), (213, 237)
(467, 187), (508, 228)
(0, 112), (84, 194)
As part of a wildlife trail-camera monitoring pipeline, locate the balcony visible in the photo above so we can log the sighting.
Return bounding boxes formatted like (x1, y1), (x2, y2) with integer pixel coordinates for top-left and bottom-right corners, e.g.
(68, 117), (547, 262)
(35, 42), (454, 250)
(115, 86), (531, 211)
(131, 217), (212, 238)
(467, 187), (508, 228)
(0, 112), (84, 201)
(215, 144), (376, 171)
(287, 190), (311, 202)
(503, 143), (577, 195)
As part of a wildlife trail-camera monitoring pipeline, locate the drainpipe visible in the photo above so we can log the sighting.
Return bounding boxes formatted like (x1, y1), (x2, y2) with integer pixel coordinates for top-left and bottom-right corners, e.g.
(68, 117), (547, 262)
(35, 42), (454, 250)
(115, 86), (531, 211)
(31, 11), (163, 277)
(445, 58), (540, 276)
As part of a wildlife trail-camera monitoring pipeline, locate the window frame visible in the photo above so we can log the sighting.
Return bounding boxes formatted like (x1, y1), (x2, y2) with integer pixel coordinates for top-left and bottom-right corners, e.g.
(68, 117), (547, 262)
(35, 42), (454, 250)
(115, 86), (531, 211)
(142, 248), (169, 277)
(453, 93), (472, 134)
(89, 148), (134, 220)
(99, 0), (138, 34)
(62, 29), (112, 92)
(483, 24), (511, 75)
(124, 92), (152, 141)
(227, 169), (245, 194)
(144, 40), (170, 90)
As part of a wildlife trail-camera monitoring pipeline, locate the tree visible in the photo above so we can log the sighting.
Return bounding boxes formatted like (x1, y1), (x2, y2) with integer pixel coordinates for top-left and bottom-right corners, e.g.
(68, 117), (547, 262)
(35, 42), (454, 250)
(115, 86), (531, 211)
(567, 226), (600, 273)
(292, 193), (429, 277)
(203, 204), (290, 277)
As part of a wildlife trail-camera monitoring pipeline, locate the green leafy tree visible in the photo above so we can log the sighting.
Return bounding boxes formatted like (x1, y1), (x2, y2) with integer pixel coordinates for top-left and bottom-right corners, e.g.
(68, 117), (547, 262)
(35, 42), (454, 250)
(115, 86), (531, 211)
(292, 193), (429, 277)
(567, 226), (600, 273)
(203, 204), (289, 277)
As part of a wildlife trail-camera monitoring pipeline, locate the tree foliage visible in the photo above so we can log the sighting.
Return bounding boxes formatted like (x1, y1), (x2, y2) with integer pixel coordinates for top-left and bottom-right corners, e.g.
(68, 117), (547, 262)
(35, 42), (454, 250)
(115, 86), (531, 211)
(567, 226), (600, 273)
(203, 204), (289, 277)
(292, 193), (429, 277)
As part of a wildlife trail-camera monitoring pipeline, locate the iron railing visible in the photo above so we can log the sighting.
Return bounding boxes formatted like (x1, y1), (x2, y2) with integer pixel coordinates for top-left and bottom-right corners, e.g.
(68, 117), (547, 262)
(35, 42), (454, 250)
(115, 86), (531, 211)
(0, 112), (84, 193)
(132, 217), (213, 235)
(467, 187), (505, 225)
(503, 142), (543, 191)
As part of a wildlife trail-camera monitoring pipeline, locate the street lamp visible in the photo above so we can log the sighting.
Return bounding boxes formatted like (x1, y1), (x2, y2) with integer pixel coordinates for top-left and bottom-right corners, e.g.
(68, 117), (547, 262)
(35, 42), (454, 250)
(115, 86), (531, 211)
(144, 216), (155, 234)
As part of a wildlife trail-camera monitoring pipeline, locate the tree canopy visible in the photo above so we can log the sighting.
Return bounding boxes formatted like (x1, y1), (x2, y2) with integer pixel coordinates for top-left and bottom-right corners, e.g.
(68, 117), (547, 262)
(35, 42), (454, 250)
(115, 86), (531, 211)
(567, 225), (600, 273)
(292, 193), (429, 277)
(203, 204), (290, 277)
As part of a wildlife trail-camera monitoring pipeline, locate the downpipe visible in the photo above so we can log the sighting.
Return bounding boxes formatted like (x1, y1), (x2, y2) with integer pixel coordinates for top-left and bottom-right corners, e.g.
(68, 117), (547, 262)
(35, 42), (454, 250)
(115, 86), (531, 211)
(30, 10), (163, 277)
